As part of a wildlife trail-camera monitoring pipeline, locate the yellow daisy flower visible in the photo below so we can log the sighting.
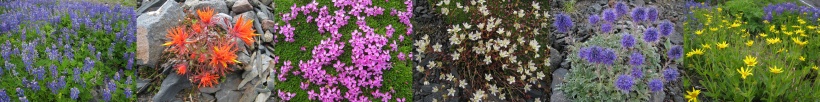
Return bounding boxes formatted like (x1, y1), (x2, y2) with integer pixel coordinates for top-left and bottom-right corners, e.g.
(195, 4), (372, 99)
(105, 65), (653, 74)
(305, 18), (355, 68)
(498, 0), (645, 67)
(716, 41), (729, 49)
(686, 49), (705, 58)
(709, 27), (718, 31)
(777, 48), (788, 53)
(701, 43), (712, 49)
(769, 66), (783, 74)
(685, 88), (701, 102)
(799, 56), (806, 61)
(759, 33), (768, 37)
(745, 40), (754, 47)
(766, 38), (781, 45)
(744, 55), (757, 67)
(737, 67), (753, 79)
(792, 37), (808, 46)
(695, 29), (704, 35)
(813, 65), (818, 70)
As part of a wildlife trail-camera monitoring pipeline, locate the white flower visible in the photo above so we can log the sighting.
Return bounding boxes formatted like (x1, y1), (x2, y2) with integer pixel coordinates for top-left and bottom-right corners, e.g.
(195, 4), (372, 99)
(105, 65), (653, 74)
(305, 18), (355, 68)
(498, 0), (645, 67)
(432, 86), (439, 92)
(544, 57), (551, 67)
(463, 22), (472, 29)
(499, 50), (510, 58)
(456, 2), (463, 8)
(441, 8), (449, 15)
(524, 84), (532, 92)
(498, 39), (510, 48)
(517, 9), (525, 18)
(530, 39), (540, 52)
(528, 61), (536, 72)
(459, 79), (467, 88)
(479, 5), (490, 16)
(517, 37), (526, 45)
(444, 0), (451, 5)
(499, 93), (506, 100)
(447, 24), (461, 34)
(433, 43), (443, 52)
(451, 52), (460, 60)
(424, 81), (430, 85)
(534, 29), (541, 35)
(489, 84), (499, 95)
(450, 33), (461, 45)
(471, 0), (477, 5)
(469, 32), (480, 41)
(484, 55), (492, 65)
(447, 74), (454, 81)
(496, 28), (505, 36)
(477, 23), (485, 30)
(463, 6), (470, 12)
(507, 76), (516, 84)
(537, 71), (546, 80)
(535, 98), (542, 102)
(532, 1), (541, 10)
(448, 88), (456, 96)
(478, 0), (486, 4)
(416, 65), (425, 72)
(427, 60), (436, 69)
(471, 89), (486, 102)
(485, 74), (493, 81)
(436, 1), (444, 6)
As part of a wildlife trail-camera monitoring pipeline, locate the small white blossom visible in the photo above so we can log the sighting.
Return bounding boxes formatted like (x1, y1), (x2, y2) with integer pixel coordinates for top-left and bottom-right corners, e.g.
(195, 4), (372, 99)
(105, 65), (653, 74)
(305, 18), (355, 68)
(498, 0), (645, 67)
(500, 93), (506, 100)
(499, 50), (510, 58)
(485, 74), (493, 81)
(427, 60), (436, 69)
(448, 88), (456, 96)
(450, 33), (461, 45)
(459, 79), (468, 88)
(451, 52), (460, 60)
(537, 71), (546, 80)
(432, 86), (439, 92)
(530, 39), (540, 52)
(456, 2), (463, 8)
(433, 43), (443, 52)
(508, 76), (516, 84)
(416, 65), (425, 72)
(424, 81), (430, 85)
(471, 89), (486, 102)
(469, 31), (481, 41)
(463, 22), (472, 29)
(524, 84), (532, 92)
(489, 84), (499, 95)
(479, 5), (489, 16)
(517, 9), (525, 18)
(484, 53), (492, 65)
(532, 1), (541, 10)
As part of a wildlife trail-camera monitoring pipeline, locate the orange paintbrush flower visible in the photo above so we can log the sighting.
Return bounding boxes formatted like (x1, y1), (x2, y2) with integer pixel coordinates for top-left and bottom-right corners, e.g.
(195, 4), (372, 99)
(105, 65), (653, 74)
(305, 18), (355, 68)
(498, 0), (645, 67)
(194, 73), (219, 88)
(197, 7), (215, 25)
(230, 15), (258, 45)
(209, 42), (239, 71)
(162, 26), (190, 53)
(192, 23), (203, 34)
(175, 63), (187, 75)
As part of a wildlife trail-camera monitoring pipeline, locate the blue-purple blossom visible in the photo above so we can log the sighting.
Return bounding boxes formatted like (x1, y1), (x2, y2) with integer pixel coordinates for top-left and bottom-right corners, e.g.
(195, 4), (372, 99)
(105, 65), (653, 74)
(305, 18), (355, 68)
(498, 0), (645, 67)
(35, 67), (45, 80)
(0, 90), (9, 102)
(668, 45), (683, 60)
(663, 68), (680, 82)
(73, 67), (82, 84)
(631, 7), (646, 22)
(50, 64), (58, 78)
(615, 2), (629, 17)
(615, 75), (634, 92)
(631, 67), (643, 79)
(648, 78), (663, 92)
(124, 87), (132, 98)
(107, 80), (117, 91)
(601, 23), (613, 33)
(588, 15), (600, 24)
(578, 46), (618, 65)
(602, 9), (617, 23)
(645, 7), (658, 22)
(554, 13), (574, 33)
(621, 33), (635, 48)
(659, 21), (675, 36)
(70, 87), (79, 100)
(83, 57), (95, 72)
(629, 52), (644, 66)
(102, 89), (111, 102)
(644, 27), (659, 42)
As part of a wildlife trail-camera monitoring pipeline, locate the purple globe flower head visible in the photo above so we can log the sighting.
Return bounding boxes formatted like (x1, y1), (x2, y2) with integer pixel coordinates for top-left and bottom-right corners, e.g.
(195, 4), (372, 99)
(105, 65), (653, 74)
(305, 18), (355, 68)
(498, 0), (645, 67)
(554, 13), (574, 33)
(578, 46), (618, 65)
(602, 8), (617, 23)
(601, 23), (613, 33)
(615, 2), (629, 17)
(621, 33), (635, 48)
(663, 67), (680, 82)
(659, 21), (675, 36)
(644, 27), (659, 42)
(668, 45), (683, 60)
(645, 7), (658, 22)
(615, 75), (635, 92)
(631, 7), (646, 22)
(648, 78), (663, 92)
(70, 87), (79, 100)
(629, 52), (644, 66)
(631, 67), (643, 79)
(589, 15), (600, 24)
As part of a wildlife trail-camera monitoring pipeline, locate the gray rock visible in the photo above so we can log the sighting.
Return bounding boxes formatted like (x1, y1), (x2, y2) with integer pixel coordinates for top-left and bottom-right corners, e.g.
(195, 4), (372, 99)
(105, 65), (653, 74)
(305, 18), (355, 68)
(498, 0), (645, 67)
(238, 51), (252, 65)
(549, 47), (562, 70)
(262, 20), (276, 31)
(651, 91), (666, 102)
(186, 0), (230, 14)
(201, 93), (216, 102)
(256, 9), (270, 20)
(137, 0), (184, 68)
(239, 84), (259, 102)
(259, 0), (272, 6)
(216, 73), (243, 102)
(550, 91), (569, 102)
(232, 0), (253, 14)
(226, 0), (237, 7)
(262, 31), (274, 43)
(152, 74), (192, 102)
(200, 85), (221, 94)
(551, 68), (568, 88)
(250, 0), (262, 7)
(255, 92), (271, 102)
(137, 0), (167, 14)
(136, 78), (151, 94)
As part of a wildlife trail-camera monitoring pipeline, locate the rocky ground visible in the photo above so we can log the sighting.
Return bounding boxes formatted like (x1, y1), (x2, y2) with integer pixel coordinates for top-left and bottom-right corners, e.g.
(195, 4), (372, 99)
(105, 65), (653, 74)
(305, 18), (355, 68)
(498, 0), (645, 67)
(135, 0), (280, 102)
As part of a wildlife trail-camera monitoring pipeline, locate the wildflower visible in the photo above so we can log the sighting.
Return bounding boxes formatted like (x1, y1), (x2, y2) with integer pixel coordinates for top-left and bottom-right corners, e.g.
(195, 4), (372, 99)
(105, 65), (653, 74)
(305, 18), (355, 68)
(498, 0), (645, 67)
(659, 21), (675, 36)
(709, 27), (717, 31)
(737, 67), (753, 79)
(210, 42), (239, 70)
(743, 55), (757, 67)
(300, 82), (309, 90)
(644, 27), (659, 42)
(194, 73), (219, 88)
(766, 38), (781, 45)
(485, 74), (493, 81)
(648, 78), (663, 92)
(812, 65), (818, 70)
(578, 46), (618, 65)
(631, 7), (646, 22)
(664, 68), (679, 81)
(162, 26), (190, 51)
(70, 87), (79, 100)
(799, 56), (805, 61)
(615, 75), (635, 92)
(602, 9), (617, 23)
(759, 33), (768, 37)
(278, 90), (296, 101)
(0, 90), (8, 102)
(554, 13), (573, 33)
(769, 66), (783, 74)
(695, 29), (704, 35)
(615, 2), (628, 16)
(432, 43), (442, 52)
(646, 7), (658, 22)
(398, 52), (406, 61)
(716, 41), (729, 49)
(629, 52), (644, 66)
(621, 34), (635, 48)
(588, 15), (600, 24)
(792, 37), (808, 46)
(745, 40), (754, 46)
(451, 52), (460, 60)
(631, 67), (643, 78)
(175, 64), (187, 75)
(685, 88), (700, 102)
(102, 89), (111, 101)
(231, 15), (259, 45)
(125, 87), (132, 98)
(601, 23), (613, 33)
(668, 45), (683, 59)
(197, 7), (215, 25)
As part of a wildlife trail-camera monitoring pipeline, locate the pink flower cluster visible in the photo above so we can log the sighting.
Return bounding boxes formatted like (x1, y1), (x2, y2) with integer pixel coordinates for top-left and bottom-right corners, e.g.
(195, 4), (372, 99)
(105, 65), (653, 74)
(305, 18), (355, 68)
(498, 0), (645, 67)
(385, 25), (395, 38)
(371, 89), (393, 102)
(278, 61), (293, 81)
(307, 86), (343, 102)
(300, 82), (309, 90)
(279, 24), (295, 42)
(278, 90), (296, 101)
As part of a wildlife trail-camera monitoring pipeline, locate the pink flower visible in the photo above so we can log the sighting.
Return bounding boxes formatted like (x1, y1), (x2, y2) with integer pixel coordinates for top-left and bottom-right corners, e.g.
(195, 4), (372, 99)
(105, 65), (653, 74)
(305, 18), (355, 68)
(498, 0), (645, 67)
(279, 23), (296, 42)
(397, 52), (405, 61)
(396, 98), (406, 102)
(399, 35), (404, 42)
(278, 90), (296, 101)
(278, 61), (293, 81)
(385, 25), (395, 38)
(391, 41), (398, 51)
(300, 82), (309, 90)
(300, 46), (307, 51)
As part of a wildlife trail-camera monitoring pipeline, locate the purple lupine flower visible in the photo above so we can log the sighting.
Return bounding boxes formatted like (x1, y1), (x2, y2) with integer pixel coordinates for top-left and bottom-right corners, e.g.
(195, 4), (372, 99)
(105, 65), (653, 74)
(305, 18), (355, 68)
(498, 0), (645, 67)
(615, 2), (628, 17)
(629, 52), (644, 66)
(19, 96), (28, 102)
(645, 7), (658, 22)
(615, 75), (635, 92)
(64, 44), (73, 59)
(36, 66), (45, 80)
(601, 23), (613, 33)
(0, 90), (9, 102)
(631, 67), (643, 79)
(668, 45), (683, 60)
(73, 67), (82, 84)
(658, 21), (675, 36)
(648, 78), (663, 92)
(602, 9), (617, 23)
(102, 89), (111, 102)
(588, 15), (600, 24)
(631, 7), (646, 22)
(663, 68), (679, 82)
(114, 70), (121, 81)
(126, 52), (133, 70)
(124, 87), (132, 98)
(83, 57), (94, 72)
(107, 80), (116, 91)
(48, 80), (59, 94)
(554, 13), (573, 33)
(70, 87), (79, 100)
(29, 80), (39, 91)
(621, 33), (635, 48)
(644, 27), (659, 42)
(50, 64), (58, 78)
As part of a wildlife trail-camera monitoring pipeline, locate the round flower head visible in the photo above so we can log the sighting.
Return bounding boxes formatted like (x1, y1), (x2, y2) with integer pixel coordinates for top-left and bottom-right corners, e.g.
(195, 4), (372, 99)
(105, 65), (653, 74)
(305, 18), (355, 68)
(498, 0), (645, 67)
(631, 67), (643, 78)
(615, 2), (629, 17)
(644, 27), (659, 42)
(554, 13), (574, 33)
(578, 46), (618, 65)
(659, 21), (675, 36)
(631, 7), (646, 22)
(629, 52), (644, 66)
(601, 23), (613, 33)
(621, 33), (635, 48)
(588, 15), (600, 24)
(668, 45), (683, 60)
(663, 68), (680, 82)
(615, 75), (635, 92)
(602, 8), (617, 23)
(648, 78), (663, 92)
(645, 7), (658, 22)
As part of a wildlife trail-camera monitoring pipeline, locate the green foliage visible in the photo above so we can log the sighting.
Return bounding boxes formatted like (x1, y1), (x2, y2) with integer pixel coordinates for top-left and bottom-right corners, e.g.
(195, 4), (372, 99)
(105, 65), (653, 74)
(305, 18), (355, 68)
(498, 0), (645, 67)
(561, 33), (664, 101)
